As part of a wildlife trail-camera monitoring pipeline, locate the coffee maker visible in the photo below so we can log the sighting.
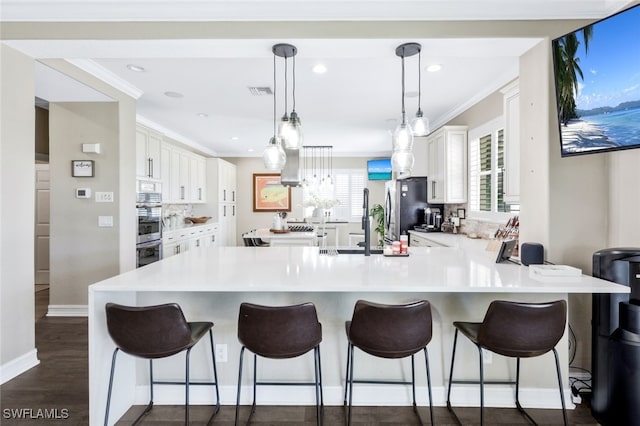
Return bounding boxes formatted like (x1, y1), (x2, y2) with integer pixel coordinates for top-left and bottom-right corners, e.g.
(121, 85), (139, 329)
(423, 207), (442, 232)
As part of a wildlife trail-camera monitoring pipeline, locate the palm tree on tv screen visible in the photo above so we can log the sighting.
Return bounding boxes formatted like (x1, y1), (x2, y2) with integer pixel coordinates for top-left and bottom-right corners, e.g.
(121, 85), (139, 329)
(554, 26), (593, 125)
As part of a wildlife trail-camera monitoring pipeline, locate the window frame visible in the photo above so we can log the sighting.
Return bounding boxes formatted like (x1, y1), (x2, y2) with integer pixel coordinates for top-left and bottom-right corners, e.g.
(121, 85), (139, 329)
(301, 168), (366, 223)
(467, 116), (515, 223)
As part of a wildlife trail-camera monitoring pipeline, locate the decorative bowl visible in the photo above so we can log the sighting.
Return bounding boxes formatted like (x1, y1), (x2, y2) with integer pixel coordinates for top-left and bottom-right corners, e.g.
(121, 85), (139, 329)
(185, 216), (211, 224)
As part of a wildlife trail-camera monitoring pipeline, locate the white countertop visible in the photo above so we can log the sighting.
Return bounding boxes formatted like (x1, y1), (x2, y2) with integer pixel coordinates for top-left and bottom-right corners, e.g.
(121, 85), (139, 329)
(90, 245), (628, 294)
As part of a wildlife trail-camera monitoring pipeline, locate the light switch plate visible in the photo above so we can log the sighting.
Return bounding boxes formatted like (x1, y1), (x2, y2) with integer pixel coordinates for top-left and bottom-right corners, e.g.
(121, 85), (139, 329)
(95, 192), (114, 203)
(98, 216), (113, 227)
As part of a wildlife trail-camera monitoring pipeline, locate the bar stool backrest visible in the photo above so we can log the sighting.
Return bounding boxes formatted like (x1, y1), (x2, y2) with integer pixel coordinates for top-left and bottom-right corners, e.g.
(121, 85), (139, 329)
(105, 303), (193, 359)
(238, 302), (322, 359)
(349, 299), (432, 359)
(477, 300), (567, 358)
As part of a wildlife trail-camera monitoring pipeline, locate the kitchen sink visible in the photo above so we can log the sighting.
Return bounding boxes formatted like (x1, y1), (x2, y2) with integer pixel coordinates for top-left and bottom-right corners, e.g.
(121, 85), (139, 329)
(335, 248), (383, 255)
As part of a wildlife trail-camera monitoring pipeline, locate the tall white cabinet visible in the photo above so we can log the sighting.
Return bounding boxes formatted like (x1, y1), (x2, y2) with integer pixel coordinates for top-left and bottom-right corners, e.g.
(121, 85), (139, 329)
(425, 125), (468, 203)
(135, 125), (162, 180)
(206, 158), (237, 246)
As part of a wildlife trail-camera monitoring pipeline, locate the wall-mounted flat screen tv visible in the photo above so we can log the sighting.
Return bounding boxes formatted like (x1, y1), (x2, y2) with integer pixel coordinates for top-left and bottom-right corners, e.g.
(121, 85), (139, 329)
(367, 158), (392, 180)
(552, 4), (640, 157)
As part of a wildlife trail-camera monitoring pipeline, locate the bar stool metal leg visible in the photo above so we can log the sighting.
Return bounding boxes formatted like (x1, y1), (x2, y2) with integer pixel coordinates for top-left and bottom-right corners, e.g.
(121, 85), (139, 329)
(185, 347), (192, 425)
(424, 347), (435, 426)
(446, 328), (459, 418)
(207, 330), (221, 422)
(553, 348), (568, 426)
(234, 346), (246, 426)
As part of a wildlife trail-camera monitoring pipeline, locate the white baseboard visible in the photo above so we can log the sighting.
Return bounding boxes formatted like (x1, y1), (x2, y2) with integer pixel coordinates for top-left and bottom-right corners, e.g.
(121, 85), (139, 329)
(134, 384), (575, 409)
(47, 304), (88, 317)
(0, 349), (40, 385)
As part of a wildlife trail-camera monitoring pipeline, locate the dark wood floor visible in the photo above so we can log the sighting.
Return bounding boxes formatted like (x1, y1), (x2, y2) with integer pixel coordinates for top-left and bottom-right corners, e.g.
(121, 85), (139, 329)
(0, 289), (600, 425)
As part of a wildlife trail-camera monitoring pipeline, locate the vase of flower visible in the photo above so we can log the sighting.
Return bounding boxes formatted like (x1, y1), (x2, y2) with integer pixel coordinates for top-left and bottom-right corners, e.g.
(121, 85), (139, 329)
(312, 207), (324, 218)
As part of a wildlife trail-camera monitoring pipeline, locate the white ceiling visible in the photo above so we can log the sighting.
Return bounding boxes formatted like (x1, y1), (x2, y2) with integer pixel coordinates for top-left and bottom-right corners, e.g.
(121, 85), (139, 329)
(2, 0), (636, 157)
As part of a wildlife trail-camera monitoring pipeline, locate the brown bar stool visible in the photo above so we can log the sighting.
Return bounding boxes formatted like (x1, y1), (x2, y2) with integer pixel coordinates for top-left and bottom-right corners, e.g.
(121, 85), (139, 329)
(104, 303), (220, 426)
(344, 299), (434, 425)
(446, 300), (568, 426)
(235, 302), (323, 426)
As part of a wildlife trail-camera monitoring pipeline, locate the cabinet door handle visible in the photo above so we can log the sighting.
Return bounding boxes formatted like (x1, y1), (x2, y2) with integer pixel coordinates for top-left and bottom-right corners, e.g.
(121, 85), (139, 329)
(211, 235), (215, 243)
(232, 205), (235, 216)
(180, 186), (185, 200)
(223, 205), (227, 217)
(232, 191), (235, 202)
(198, 188), (202, 200)
(176, 245), (181, 254)
(196, 239), (200, 247)
(223, 189), (226, 201)
(148, 158), (152, 177)
(431, 181), (436, 199)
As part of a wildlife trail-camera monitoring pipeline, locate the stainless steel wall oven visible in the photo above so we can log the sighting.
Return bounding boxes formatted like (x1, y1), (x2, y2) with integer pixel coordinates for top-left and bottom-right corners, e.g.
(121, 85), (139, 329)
(136, 181), (162, 267)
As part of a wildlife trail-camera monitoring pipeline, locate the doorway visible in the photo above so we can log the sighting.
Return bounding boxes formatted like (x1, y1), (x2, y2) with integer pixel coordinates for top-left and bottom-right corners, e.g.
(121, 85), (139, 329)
(34, 163), (50, 294)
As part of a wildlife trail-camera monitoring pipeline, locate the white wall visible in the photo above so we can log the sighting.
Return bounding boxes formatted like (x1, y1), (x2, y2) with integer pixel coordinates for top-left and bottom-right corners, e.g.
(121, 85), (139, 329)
(48, 102), (121, 308)
(519, 40), (609, 369)
(0, 45), (38, 383)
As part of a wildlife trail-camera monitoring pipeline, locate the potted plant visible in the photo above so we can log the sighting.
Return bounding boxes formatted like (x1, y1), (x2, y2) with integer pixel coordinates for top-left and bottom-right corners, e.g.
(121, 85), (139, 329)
(370, 203), (385, 247)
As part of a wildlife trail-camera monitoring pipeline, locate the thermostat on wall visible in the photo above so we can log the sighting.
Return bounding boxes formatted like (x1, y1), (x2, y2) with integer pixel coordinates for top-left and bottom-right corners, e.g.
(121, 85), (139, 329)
(76, 188), (91, 199)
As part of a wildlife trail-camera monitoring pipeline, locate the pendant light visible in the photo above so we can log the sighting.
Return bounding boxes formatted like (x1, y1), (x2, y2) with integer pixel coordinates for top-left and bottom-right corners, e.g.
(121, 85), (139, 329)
(392, 43), (419, 173)
(410, 43), (430, 137)
(274, 44), (303, 150)
(263, 48), (286, 170)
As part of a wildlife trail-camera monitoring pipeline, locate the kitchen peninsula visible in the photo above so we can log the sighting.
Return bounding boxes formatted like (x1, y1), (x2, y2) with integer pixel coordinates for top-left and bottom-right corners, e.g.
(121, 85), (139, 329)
(89, 244), (627, 425)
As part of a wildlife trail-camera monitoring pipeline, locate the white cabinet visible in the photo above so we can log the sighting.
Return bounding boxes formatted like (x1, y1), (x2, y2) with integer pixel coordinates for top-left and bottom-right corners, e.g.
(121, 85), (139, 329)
(209, 158), (236, 203)
(408, 231), (448, 247)
(425, 125), (468, 204)
(136, 125), (162, 180)
(207, 158), (237, 246)
(163, 223), (218, 258)
(501, 80), (520, 204)
(190, 156), (206, 203)
(160, 140), (207, 204)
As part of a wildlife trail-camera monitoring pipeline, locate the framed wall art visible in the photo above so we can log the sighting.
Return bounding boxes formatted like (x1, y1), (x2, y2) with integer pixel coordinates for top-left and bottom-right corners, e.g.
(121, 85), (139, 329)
(253, 173), (291, 212)
(72, 160), (95, 177)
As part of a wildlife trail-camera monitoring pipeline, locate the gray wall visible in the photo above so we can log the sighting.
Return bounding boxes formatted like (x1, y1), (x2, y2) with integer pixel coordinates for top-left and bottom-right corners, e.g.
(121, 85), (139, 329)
(0, 45), (36, 379)
(48, 102), (121, 306)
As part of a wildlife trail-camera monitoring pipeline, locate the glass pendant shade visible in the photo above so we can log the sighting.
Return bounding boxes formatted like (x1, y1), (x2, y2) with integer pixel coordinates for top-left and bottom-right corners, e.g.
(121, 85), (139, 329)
(263, 136), (286, 170)
(392, 118), (414, 152)
(410, 109), (430, 137)
(278, 113), (290, 136)
(282, 111), (303, 149)
(391, 150), (415, 173)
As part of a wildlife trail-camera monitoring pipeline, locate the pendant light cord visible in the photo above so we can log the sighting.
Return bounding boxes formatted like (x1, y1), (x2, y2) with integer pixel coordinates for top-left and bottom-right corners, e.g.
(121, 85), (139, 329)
(292, 54), (297, 113)
(284, 56), (289, 116)
(418, 48), (422, 111)
(273, 53), (277, 138)
(401, 47), (406, 121)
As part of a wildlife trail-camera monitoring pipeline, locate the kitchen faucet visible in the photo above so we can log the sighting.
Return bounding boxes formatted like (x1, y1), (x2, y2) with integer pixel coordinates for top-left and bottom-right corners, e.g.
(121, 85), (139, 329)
(363, 188), (370, 256)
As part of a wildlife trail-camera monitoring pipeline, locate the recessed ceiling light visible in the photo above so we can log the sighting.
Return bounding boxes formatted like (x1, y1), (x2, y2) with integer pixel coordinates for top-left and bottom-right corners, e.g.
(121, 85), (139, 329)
(427, 64), (442, 73)
(247, 148), (254, 152)
(313, 64), (327, 74)
(197, 113), (208, 118)
(126, 64), (145, 72)
(231, 136), (239, 141)
(164, 91), (184, 98)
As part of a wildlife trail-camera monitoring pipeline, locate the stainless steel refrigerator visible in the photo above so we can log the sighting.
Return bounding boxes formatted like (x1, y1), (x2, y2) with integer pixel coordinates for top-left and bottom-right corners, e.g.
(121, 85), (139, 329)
(384, 177), (443, 244)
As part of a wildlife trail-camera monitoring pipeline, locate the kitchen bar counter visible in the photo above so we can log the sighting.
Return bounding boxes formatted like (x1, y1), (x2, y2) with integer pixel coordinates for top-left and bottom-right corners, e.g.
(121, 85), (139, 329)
(90, 246), (627, 425)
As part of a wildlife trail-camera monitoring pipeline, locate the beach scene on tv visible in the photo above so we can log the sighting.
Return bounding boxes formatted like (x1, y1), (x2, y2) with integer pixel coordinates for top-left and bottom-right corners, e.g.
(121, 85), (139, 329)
(553, 5), (640, 155)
